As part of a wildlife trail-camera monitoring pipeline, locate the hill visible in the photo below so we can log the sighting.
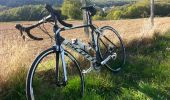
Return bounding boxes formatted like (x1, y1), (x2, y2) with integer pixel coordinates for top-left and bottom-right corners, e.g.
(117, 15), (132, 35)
(0, 0), (63, 7)
(0, 0), (138, 7)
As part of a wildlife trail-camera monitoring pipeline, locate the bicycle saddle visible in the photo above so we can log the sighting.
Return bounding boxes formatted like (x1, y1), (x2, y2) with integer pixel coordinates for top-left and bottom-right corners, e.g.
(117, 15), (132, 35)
(81, 5), (96, 16)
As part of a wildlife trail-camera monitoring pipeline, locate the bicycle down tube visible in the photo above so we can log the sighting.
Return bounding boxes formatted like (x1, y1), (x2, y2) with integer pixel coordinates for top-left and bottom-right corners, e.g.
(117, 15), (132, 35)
(55, 27), (98, 62)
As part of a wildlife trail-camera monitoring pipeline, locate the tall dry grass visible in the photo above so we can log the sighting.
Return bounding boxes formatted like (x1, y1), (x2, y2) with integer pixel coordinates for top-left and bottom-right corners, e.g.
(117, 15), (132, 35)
(0, 17), (170, 95)
(0, 38), (31, 90)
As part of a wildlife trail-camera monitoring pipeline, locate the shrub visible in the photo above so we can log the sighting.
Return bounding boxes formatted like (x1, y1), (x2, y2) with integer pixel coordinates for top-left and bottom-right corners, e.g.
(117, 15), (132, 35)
(0, 5), (47, 21)
(61, 0), (82, 20)
(105, 0), (170, 20)
(124, 5), (149, 18)
(93, 14), (103, 20)
(155, 3), (170, 17)
(93, 10), (106, 20)
(106, 10), (123, 20)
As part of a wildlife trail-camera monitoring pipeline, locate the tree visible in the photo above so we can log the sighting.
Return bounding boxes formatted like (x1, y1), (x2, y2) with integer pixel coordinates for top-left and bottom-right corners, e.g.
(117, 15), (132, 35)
(61, 0), (82, 19)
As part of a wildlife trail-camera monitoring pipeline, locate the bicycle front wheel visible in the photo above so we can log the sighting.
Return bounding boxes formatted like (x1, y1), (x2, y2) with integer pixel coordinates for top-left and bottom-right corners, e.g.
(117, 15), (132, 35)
(26, 47), (84, 100)
(97, 26), (126, 72)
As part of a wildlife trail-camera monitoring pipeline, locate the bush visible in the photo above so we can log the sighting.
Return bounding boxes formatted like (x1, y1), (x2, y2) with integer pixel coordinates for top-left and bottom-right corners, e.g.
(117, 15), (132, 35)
(93, 10), (106, 20)
(0, 5), (47, 21)
(155, 3), (170, 17)
(93, 14), (103, 20)
(105, 0), (170, 20)
(106, 10), (123, 20)
(106, 0), (150, 20)
(124, 5), (149, 18)
(61, 0), (82, 20)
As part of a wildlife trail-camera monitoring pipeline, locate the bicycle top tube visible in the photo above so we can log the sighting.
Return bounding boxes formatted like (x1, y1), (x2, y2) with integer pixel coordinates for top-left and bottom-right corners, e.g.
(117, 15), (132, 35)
(60, 24), (92, 31)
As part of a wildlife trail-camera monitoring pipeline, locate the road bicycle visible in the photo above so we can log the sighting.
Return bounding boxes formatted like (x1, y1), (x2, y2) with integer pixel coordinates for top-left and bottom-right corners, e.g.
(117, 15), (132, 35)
(16, 4), (125, 100)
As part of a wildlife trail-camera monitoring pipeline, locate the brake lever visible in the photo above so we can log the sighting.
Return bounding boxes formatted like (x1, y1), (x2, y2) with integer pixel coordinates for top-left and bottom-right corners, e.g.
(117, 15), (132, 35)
(19, 29), (26, 40)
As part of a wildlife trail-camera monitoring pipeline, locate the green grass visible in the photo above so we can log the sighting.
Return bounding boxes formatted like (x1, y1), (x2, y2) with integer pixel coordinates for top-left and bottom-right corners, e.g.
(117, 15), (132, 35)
(1, 30), (170, 100)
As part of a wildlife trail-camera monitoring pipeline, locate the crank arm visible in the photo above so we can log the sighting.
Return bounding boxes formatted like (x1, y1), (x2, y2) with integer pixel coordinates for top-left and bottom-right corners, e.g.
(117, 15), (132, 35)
(101, 53), (117, 65)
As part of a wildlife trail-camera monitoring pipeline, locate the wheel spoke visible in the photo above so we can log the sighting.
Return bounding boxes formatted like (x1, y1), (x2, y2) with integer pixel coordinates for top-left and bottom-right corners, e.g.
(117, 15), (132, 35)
(103, 35), (118, 48)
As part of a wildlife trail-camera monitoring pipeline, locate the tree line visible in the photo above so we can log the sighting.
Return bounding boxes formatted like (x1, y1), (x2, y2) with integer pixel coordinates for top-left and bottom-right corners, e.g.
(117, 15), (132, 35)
(0, 0), (170, 22)
(102, 0), (170, 20)
(0, 5), (47, 21)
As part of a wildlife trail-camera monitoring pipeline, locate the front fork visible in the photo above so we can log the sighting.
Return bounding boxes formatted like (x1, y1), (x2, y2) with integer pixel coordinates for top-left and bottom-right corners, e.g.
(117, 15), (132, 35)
(54, 26), (68, 86)
(54, 45), (68, 86)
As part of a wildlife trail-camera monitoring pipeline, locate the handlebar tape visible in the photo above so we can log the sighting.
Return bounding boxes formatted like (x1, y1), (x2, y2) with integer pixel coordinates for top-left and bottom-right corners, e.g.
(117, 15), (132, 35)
(15, 24), (43, 40)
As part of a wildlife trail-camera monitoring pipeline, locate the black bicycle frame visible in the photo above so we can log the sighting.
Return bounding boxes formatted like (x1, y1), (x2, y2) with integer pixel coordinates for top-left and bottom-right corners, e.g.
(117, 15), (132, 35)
(53, 23), (102, 84)
(62, 23), (101, 61)
(53, 9), (103, 84)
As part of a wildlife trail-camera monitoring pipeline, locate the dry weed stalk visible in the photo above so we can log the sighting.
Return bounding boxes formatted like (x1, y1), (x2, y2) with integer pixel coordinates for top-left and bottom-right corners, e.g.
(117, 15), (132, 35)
(0, 39), (32, 87)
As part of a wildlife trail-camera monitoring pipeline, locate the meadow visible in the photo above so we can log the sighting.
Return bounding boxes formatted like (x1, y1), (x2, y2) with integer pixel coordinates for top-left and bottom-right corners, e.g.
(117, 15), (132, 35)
(0, 17), (170, 99)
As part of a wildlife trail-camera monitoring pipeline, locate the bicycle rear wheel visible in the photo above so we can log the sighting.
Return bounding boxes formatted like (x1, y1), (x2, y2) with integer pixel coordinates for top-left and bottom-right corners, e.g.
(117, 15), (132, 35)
(26, 47), (84, 100)
(97, 26), (126, 72)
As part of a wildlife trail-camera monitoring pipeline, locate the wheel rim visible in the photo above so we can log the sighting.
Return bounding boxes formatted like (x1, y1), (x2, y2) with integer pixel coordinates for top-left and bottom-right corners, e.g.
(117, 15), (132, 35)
(98, 27), (125, 72)
(27, 48), (84, 100)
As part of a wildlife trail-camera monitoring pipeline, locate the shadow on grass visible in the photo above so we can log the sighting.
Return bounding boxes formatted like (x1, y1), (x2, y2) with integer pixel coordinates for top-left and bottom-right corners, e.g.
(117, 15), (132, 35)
(83, 31), (170, 99)
(85, 32), (170, 100)
(1, 31), (170, 100)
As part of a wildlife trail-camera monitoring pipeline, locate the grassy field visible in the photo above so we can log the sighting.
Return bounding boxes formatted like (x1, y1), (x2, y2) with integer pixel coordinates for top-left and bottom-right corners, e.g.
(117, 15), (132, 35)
(0, 17), (170, 99)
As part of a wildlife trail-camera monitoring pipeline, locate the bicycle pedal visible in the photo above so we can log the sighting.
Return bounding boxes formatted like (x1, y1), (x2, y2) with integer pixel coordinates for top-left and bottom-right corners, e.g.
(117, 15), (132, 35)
(101, 53), (117, 65)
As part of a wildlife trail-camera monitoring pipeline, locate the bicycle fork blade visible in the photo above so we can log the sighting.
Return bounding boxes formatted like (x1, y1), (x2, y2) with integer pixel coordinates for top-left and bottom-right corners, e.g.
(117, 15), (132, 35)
(55, 51), (60, 82)
(61, 49), (68, 85)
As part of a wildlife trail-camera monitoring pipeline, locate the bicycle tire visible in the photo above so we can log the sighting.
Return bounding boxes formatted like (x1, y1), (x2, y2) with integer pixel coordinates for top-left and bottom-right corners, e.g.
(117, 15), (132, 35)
(97, 26), (126, 72)
(26, 47), (84, 100)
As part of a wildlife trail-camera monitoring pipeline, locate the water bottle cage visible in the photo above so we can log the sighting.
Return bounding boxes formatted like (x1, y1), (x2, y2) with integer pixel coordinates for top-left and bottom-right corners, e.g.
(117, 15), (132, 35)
(72, 39), (91, 52)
